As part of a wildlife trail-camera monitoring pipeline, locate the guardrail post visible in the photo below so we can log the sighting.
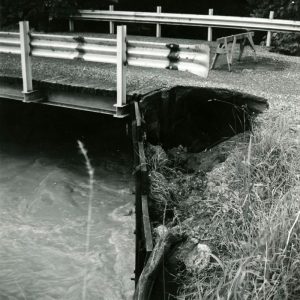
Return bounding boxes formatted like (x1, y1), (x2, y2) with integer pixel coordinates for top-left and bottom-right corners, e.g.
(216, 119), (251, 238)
(109, 5), (115, 34)
(19, 21), (33, 94)
(115, 25), (127, 116)
(156, 6), (162, 38)
(266, 11), (274, 47)
(208, 8), (213, 42)
(69, 19), (74, 32)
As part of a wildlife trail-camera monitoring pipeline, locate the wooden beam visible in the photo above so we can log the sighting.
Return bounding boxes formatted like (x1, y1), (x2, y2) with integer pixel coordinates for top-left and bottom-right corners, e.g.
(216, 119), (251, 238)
(133, 228), (183, 300)
(142, 195), (153, 253)
(217, 32), (254, 44)
(212, 32), (256, 71)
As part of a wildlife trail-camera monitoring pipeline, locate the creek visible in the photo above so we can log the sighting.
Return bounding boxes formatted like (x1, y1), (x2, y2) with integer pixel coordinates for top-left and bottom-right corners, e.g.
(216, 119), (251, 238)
(0, 100), (134, 300)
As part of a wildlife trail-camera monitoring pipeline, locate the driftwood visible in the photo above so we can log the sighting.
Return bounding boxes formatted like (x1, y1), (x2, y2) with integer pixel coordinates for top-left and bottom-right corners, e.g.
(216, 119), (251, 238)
(133, 227), (184, 300)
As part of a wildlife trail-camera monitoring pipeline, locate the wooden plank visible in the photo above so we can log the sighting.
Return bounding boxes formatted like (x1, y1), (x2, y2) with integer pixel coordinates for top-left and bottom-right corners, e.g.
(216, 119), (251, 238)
(138, 141), (147, 173)
(247, 32), (257, 60)
(229, 36), (237, 65)
(132, 120), (139, 166)
(142, 195), (153, 252)
(217, 32), (254, 43)
(134, 101), (142, 127)
(212, 31), (256, 71)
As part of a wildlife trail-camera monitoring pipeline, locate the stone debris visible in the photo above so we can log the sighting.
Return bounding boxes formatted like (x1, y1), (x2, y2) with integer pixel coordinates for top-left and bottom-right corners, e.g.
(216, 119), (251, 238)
(183, 243), (211, 272)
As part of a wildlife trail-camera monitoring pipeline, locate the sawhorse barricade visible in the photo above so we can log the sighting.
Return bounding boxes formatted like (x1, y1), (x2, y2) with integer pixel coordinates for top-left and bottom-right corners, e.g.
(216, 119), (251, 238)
(211, 31), (256, 71)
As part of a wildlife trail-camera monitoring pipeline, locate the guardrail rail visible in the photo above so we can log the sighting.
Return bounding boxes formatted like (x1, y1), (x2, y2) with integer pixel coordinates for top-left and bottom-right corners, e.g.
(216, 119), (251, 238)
(69, 8), (300, 45)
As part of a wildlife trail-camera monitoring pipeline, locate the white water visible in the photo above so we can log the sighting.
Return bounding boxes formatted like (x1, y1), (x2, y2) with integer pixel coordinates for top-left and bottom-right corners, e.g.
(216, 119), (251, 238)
(0, 104), (135, 300)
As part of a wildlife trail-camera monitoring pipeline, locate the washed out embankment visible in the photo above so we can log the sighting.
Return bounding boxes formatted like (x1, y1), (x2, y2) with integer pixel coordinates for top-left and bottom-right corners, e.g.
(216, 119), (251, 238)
(136, 86), (268, 299)
(0, 100), (135, 300)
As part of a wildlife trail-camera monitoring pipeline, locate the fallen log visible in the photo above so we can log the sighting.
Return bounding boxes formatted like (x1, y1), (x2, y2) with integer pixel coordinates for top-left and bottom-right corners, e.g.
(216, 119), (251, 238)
(133, 227), (184, 300)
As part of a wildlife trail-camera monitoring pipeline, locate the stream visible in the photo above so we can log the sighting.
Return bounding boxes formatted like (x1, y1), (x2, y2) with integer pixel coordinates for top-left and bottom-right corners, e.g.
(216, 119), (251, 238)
(0, 100), (135, 300)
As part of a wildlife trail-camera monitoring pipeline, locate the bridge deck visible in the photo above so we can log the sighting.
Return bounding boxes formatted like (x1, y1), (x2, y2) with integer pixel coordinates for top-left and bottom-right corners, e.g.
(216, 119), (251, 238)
(1, 33), (299, 116)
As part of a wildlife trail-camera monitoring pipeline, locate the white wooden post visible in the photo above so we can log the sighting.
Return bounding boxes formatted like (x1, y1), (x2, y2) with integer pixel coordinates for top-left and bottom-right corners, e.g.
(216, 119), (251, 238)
(208, 8), (213, 42)
(116, 25), (127, 108)
(69, 19), (74, 32)
(266, 11), (274, 47)
(109, 5), (115, 34)
(156, 6), (162, 38)
(19, 21), (33, 94)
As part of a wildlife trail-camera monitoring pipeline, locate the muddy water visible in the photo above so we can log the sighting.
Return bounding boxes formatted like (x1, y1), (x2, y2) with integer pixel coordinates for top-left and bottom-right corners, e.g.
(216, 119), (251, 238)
(0, 101), (135, 300)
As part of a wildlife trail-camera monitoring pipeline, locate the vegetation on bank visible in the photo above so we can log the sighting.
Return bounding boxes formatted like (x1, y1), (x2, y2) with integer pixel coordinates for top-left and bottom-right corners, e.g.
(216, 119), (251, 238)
(146, 110), (300, 298)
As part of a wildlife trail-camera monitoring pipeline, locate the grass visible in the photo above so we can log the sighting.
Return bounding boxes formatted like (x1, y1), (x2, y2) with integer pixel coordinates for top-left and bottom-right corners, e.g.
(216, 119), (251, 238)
(146, 110), (300, 299)
(78, 140), (95, 300)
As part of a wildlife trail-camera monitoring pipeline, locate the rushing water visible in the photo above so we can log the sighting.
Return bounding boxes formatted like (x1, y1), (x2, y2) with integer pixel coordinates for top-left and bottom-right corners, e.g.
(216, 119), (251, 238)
(0, 101), (135, 300)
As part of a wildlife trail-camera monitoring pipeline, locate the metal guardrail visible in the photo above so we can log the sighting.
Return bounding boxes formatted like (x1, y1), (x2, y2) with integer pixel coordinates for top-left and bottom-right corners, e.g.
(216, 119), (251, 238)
(29, 34), (209, 77)
(30, 33), (117, 63)
(71, 9), (300, 33)
(0, 32), (20, 54)
(127, 41), (209, 76)
(0, 22), (209, 116)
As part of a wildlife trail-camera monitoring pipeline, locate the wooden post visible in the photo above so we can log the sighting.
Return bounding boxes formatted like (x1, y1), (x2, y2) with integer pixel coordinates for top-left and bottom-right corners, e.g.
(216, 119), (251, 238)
(208, 8), (213, 42)
(109, 5), (115, 34)
(69, 19), (74, 32)
(266, 11), (274, 47)
(116, 25), (127, 108)
(156, 6), (162, 38)
(19, 21), (33, 94)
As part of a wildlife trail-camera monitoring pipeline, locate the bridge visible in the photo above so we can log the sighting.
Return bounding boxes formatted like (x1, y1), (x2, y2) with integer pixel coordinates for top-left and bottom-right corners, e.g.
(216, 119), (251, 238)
(1, 12), (297, 297)
(0, 22), (210, 118)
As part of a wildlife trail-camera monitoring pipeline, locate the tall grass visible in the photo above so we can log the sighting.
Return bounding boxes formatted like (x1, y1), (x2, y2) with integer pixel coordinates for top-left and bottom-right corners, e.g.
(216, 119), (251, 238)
(178, 115), (300, 299)
(78, 140), (95, 300)
(146, 113), (300, 299)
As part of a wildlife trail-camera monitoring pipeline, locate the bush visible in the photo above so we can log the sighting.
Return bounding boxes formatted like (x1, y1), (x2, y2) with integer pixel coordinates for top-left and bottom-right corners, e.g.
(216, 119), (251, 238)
(0, 0), (78, 30)
(271, 32), (300, 56)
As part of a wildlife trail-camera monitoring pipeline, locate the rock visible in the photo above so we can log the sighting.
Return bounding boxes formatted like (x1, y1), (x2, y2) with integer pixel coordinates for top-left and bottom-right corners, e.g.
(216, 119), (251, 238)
(154, 225), (168, 239)
(242, 68), (254, 73)
(183, 243), (211, 272)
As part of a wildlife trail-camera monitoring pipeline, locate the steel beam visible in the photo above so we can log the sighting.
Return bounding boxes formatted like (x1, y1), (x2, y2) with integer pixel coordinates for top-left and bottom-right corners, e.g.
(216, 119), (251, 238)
(71, 10), (300, 33)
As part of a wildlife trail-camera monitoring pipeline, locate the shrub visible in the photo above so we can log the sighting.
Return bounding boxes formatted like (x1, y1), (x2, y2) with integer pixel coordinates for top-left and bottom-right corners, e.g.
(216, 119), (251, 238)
(271, 32), (300, 56)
